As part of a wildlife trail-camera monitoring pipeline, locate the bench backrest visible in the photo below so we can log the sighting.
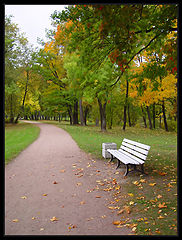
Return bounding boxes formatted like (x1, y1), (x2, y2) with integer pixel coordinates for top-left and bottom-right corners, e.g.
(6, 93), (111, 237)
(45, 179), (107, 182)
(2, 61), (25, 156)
(119, 138), (150, 164)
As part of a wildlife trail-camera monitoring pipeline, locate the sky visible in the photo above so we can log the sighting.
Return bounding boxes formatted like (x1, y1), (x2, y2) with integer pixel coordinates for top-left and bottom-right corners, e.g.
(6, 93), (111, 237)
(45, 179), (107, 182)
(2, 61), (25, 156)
(5, 5), (68, 48)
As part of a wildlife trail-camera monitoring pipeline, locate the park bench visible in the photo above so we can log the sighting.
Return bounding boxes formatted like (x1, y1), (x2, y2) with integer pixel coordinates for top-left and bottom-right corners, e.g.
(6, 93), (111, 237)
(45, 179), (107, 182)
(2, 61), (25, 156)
(107, 138), (150, 176)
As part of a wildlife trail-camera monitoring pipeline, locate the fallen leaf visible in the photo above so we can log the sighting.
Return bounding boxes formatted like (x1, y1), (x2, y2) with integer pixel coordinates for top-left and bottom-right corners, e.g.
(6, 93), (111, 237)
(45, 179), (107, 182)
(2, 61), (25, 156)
(157, 195), (162, 199)
(124, 206), (131, 214)
(117, 209), (124, 215)
(95, 196), (101, 198)
(53, 181), (58, 184)
(21, 196), (27, 199)
(12, 219), (19, 222)
(80, 201), (85, 205)
(136, 196), (145, 200)
(60, 169), (66, 173)
(43, 194), (48, 196)
(117, 206), (131, 214)
(158, 202), (167, 208)
(40, 228), (44, 231)
(77, 182), (82, 186)
(132, 227), (137, 232)
(157, 215), (164, 219)
(115, 185), (121, 190)
(101, 215), (106, 218)
(32, 217), (36, 220)
(103, 187), (113, 191)
(158, 171), (167, 176)
(108, 206), (120, 210)
(140, 179), (146, 183)
(50, 216), (59, 222)
(149, 183), (156, 186)
(128, 193), (134, 197)
(77, 174), (83, 178)
(113, 220), (121, 225)
(86, 217), (94, 221)
(129, 201), (135, 205)
(133, 181), (139, 185)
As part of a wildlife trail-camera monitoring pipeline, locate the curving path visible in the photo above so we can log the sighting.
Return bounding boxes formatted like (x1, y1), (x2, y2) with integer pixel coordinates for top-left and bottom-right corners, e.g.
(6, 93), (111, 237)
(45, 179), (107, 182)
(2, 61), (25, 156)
(5, 122), (132, 235)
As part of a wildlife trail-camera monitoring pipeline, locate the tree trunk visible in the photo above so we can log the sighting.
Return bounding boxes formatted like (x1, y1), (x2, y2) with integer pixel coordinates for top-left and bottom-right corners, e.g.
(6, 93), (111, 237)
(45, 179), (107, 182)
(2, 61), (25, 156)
(95, 118), (99, 126)
(84, 105), (89, 126)
(146, 106), (153, 129)
(141, 106), (147, 128)
(10, 95), (14, 123)
(152, 103), (156, 129)
(73, 100), (78, 125)
(162, 100), (169, 131)
(79, 98), (85, 126)
(123, 79), (129, 130)
(15, 69), (29, 123)
(67, 105), (73, 125)
(127, 104), (132, 127)
(98, 98), (107, 131)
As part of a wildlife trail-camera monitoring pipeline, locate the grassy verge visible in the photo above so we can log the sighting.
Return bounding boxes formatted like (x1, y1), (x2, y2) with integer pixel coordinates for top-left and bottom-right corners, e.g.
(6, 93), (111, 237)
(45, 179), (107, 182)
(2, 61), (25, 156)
(5, 122), (40, 165)
(40, 120), (178, 235)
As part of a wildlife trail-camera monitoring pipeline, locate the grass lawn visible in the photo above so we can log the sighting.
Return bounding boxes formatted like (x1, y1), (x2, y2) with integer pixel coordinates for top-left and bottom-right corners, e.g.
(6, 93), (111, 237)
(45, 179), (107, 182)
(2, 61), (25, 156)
(43, 120), (177, 236)
(5, 122), (40, 165)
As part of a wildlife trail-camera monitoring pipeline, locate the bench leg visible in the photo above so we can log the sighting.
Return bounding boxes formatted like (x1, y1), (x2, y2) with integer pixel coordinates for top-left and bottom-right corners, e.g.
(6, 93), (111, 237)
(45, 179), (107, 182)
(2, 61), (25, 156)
(109, 154), (114, 163)
(116, 159), (121, 169)
(124, 164), (129, 176)
(141, 164), (145, 174)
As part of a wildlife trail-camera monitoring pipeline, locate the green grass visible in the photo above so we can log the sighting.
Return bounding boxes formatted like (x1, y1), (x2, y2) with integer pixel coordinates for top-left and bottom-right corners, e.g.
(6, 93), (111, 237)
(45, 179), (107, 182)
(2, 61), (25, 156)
(5, 122), (40, 164)
(44, 120), (177, 235)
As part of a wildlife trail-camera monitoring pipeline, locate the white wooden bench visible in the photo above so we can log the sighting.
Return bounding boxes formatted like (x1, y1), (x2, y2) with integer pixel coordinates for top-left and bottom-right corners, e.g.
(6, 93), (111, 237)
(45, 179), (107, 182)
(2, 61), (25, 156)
(107, 138), (150, 176)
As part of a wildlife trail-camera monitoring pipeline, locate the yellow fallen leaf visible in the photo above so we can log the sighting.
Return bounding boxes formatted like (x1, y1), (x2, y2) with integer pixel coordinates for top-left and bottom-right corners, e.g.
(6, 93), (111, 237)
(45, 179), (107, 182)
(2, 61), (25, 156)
(149, 183), (156, 186)
(108, 206), (120, 210)
(43, 194), (47, 196)
(86, 217), (94, 221)
(60, 169), (66, 173)
(12, 219), (19, 222)
(101, 215), (106, 218)
(50, 216), (59, 222)
(157, 215), (164, 219)
(115, 185), (121, 190)
(113, 220), (121, 225)
(128, 193), (134, 197)
(132, 227), (137, 232)
(80, 201), (86, 205)
(129, 201), (135, 205)
(133, 181), (139, 185)
(140, 179), (146, 183)
(21, 196), (27, 199)
(32, 217), (36, 220)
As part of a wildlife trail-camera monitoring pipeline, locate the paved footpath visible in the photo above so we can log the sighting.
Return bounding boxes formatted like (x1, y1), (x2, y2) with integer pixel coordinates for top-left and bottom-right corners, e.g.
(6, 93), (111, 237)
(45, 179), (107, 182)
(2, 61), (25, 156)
(5, 122), (132, 235)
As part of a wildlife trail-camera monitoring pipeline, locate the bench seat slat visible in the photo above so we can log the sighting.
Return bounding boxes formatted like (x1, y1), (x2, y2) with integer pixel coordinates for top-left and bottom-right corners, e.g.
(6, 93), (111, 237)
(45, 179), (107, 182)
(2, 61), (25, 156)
(107, 149), (142, 165)
(120, 145), (147, 161)
(118, 149), (145, 164)
(123, 138), (150, 150)
(121, 142), (149, 155)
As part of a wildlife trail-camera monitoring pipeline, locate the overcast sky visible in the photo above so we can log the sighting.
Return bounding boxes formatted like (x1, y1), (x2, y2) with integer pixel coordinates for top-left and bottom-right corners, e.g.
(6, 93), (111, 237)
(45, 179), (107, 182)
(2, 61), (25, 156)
(5, 5), (68, 48)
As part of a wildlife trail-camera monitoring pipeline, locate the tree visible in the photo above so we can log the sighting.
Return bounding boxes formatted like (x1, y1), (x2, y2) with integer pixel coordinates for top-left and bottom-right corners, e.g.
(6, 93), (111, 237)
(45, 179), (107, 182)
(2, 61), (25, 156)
(5, 15), (29, 123)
